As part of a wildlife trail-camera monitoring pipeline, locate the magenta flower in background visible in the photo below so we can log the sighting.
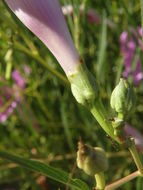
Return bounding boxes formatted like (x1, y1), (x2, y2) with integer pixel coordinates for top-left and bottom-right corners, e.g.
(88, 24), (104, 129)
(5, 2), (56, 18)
(0, 67), (30, 123)
(125, 123), (143, 152)
(120, 28), (143, 85)
(0, 85), (13, 122)
(0, 83), (16, 122)
(62, 4), (101, 24)
(62, 4), (115, 28)
(23, 64), (31, 75)
(5, 0), (79, 75)
(12, 70), (26, 89)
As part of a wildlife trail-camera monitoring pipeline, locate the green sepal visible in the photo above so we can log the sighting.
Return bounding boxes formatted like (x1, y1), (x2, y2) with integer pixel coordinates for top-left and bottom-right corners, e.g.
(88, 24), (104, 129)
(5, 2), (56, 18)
(68, 62), (98, 107)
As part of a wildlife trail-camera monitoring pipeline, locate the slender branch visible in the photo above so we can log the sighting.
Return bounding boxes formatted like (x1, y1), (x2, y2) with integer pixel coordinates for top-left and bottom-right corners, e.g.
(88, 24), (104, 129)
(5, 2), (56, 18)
(14, 42), (69, 86)
(90, 99), (120, 143)
(95, 172), (105, 190)
(128, 138), (143, 175)
(105, 170), (140, 190)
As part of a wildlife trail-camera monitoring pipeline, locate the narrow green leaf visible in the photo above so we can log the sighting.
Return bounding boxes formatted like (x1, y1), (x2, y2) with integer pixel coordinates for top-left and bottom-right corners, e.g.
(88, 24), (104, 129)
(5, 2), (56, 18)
(115, 57), (124, 85)
(97, 11), (107, 83)
(137, 177), (143, 190)
(0, 151), (90, 190)
(14, 42), (69, 86)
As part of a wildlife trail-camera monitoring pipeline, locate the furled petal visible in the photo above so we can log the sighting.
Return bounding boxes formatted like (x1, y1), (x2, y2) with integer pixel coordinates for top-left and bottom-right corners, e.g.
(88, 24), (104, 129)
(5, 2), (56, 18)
(5, 0), (79, 75)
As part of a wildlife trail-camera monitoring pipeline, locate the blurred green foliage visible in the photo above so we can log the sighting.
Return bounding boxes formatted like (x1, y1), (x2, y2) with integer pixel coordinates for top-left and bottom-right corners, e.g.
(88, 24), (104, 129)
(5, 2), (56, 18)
(0, 0), (143, 189)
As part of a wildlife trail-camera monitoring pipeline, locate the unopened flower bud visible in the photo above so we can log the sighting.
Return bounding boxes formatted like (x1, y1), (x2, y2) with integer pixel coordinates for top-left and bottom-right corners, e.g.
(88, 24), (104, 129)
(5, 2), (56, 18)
(68, 62), (98, 107)
(110, 78), (135, 118)
(77, 140), (108, 176)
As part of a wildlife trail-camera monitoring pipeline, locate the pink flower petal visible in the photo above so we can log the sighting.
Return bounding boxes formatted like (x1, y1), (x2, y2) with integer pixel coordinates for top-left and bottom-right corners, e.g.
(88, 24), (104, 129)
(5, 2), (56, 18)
(12, 70), (26, 89)
(11, 101), (17, 108)
(120, 28), (143, 85)
(0, 113), (8, 122)
(62, 5), (73, 15)
(125, 124), (143, 152)
(23, 64), (31, 75)
(5, 0), (79, 75)
(86, 8), (101, 24)
(120, 31), (128, 44)
(7, 107), (14, 115)
(138, 27), (143, 37)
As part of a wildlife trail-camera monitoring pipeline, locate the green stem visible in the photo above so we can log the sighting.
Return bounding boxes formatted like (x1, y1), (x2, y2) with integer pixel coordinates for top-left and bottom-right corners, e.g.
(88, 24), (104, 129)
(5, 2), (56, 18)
(14, 42), (69, 86)
(105, 170), (140, 190)
(90, 99), (120, 143)
(91, 101), (143, 176)
(128, 138), (143, 175)
(68, 62), (119, 143)
(95, 172), (105, 190)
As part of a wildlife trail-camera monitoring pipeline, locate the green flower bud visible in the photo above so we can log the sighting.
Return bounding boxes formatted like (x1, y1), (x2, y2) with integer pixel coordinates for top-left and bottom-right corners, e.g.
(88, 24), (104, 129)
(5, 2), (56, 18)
(77, 140), (108, 176)
(110, 78), (135, 118)
(68, 61), (98, 107)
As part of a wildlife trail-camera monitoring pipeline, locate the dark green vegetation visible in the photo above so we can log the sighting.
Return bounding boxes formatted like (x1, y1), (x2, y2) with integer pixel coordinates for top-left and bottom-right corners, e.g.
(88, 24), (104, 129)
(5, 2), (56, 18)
(0, 0), (143, 189)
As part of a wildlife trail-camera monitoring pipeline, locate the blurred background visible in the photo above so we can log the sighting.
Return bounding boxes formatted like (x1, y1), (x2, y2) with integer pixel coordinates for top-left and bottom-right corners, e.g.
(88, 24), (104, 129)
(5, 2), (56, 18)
(0, 0), (143, 189)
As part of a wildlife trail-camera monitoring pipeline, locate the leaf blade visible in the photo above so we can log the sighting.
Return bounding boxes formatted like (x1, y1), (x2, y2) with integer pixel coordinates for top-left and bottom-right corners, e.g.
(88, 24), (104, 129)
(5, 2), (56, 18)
(0, 151), (90, 190)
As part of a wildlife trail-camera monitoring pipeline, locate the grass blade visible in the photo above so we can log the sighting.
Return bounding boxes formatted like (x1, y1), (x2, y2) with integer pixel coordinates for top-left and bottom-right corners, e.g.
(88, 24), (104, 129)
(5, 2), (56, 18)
(97, 11), (107, 83)
(0, 151), (90, 190)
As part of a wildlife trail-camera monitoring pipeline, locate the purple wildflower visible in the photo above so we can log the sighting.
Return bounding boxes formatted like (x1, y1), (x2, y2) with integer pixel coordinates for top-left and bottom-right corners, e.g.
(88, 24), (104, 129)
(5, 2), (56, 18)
(0, 68), (28, 123)
(0, 84), (15, 122)
(12, 70), (26, 89)
(120, 28), (143, 85)
(5, 0), (79, 75)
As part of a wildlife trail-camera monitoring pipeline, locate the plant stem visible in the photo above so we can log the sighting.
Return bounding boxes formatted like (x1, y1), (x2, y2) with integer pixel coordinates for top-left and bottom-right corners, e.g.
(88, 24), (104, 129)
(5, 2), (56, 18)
(128, 138), (143, 175)
(95, 172), (105, 190)
(91, 100), (143, 174)
(90, 99), (120, 143)
(14, 42), (69, 86)
(105, 170), (140, 190)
